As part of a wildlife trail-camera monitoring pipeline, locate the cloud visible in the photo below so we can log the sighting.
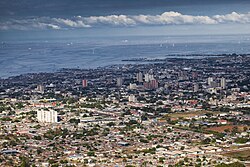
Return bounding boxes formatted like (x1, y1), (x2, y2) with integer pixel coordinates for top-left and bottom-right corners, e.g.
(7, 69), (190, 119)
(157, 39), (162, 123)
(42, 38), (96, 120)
(53, 18), (91, 28)
(1, 11), (250, 30)
(84, 15), (136, 26)
(133, 12), (217, 25)
(0, 18), (61, 30)
(213, 12), (250, 23)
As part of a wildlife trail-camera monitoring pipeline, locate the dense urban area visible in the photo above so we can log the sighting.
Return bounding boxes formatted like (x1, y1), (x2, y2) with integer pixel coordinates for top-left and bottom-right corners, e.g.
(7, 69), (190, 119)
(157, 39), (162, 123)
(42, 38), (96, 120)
(0, 54), (249, 167)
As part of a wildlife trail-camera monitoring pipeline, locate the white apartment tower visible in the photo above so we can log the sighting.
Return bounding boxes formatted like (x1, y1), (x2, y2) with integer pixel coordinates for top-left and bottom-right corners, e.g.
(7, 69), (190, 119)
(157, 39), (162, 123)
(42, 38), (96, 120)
(144, 73), (154, 82)
(207, 77), (213, 86)
(117, 77), (123, 87)
(136, 72), (143, 82)
(220, 77), (226, 89)
(37, 110), (58, 123)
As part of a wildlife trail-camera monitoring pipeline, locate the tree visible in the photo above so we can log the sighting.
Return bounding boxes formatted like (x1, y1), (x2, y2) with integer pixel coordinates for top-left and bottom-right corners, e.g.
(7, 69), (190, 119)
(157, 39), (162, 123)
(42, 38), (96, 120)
(51, 164), (59, 167)
(127, 120), (138, 125)
(235, 137), (249, 144)
(202, 138), (211, 144)
(107, 122), (115, 127)
(37, 148), (42, 155)
(69, 118), (80, 124)
(156, 101), (163, 105)
(243, 126), (248, 131)
(87, 151), (95, 156)
(20, 156), (30, 167)
(159, 157), (165, 163)
(34, 135), (42, 140)
(195, 163), (201, 167)
(141, 114), (148, 121)
(215, 162), (245, 167)
(232, 126), (239, 134)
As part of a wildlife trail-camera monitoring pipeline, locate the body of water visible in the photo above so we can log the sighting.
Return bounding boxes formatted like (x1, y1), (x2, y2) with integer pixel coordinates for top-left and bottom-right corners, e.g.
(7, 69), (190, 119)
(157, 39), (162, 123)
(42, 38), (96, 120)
(0, 35), (250, 78)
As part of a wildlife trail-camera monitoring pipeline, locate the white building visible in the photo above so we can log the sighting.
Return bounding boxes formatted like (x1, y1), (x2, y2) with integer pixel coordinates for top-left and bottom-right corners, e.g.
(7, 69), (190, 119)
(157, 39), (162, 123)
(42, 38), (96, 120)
(36, 84), (45, 93)
(193, 83), (199, 92)
(128, 94), (137, 102)
(117, 77), (123, 87)
(207, 87), (218, 94)
(220, 77), (226, 89)
(37, 110), (58, 123)
(136, 72), (143, 82)
(207, 77), (213, 86)
(129, 83), (137, 90)
(144, 73), (154, 82)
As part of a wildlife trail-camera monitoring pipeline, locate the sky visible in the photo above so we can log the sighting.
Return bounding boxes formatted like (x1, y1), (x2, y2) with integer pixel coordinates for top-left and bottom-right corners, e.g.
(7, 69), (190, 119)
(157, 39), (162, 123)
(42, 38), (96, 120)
(1, 0), (250, 40)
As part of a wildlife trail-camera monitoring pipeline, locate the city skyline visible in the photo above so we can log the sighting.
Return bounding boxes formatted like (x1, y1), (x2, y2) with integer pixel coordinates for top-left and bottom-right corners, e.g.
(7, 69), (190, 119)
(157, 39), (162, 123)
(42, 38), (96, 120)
(0, 1), (250, 166)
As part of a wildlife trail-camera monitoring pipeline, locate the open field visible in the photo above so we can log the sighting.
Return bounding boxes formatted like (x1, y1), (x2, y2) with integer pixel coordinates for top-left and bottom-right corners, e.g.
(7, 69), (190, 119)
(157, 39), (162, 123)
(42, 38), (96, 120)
(206, 125), (249, 133)
(222, 148), (250, 161)
(166, 111), (212, 119)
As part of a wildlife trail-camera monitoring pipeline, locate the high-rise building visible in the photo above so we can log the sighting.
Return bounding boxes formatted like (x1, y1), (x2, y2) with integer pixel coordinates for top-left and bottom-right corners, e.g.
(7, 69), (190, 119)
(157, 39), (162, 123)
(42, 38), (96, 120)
(36, 84), (45, 93)
(150, 79), (159, 89)
(37, 110), (58, 123)
(149, 74), (154, 81)
(136, 72), (143, 82)
(207, 77), (213, 86)
(82, 79), (88, 87)
(193, 83), (199, 92)
(144, 73), (154, 82)
(144, 73), (150, 82)
(117, 77), (123, 87)
(144, 79), (158, 89)
(220, 77), (226, 89)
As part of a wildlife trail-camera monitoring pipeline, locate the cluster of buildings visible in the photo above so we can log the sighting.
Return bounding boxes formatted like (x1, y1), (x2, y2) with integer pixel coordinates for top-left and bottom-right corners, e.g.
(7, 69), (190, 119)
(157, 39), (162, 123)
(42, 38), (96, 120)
(0, 54), (249, 166)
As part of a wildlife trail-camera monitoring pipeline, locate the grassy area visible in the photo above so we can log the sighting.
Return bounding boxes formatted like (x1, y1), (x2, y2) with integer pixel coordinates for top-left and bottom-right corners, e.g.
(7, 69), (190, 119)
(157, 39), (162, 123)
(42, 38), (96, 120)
(206, 125), (249, 133)
(223, 149), (250, 161)
(166, 110), (212, 119)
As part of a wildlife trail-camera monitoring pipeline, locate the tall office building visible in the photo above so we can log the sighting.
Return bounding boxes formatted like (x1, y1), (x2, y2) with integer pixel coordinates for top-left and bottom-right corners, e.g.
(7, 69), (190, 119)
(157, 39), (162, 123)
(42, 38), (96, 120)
(37, 110), (58, 123)
(82, 79), (88, 87)
(144, 79), (158, 89)
(136, 72), (143, 82)
(220, 77), (226, 89)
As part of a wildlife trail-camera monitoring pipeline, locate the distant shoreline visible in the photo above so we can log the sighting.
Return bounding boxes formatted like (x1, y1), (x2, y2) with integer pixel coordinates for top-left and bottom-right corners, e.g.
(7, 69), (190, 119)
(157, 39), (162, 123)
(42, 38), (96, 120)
(1, 53), (249, 80)
(122, 53), (249, 62)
